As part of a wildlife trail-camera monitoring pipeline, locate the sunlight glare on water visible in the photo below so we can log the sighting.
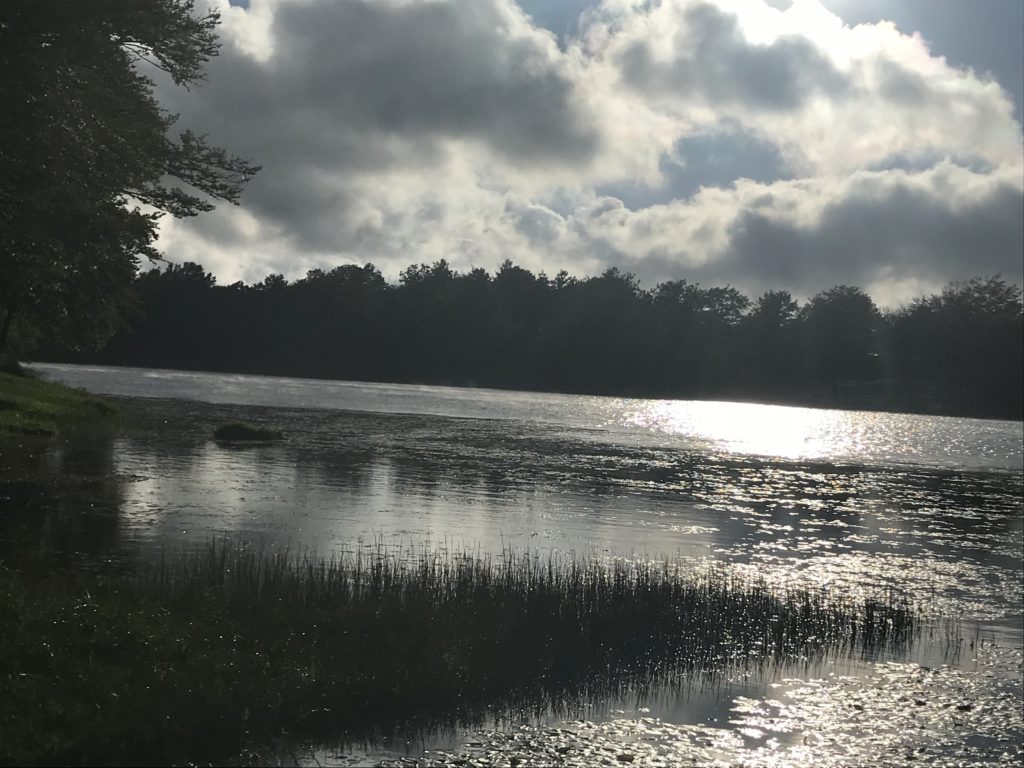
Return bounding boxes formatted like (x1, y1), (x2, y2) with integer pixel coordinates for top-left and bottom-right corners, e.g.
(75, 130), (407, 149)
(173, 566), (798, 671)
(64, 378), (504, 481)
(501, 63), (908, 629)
(624, 399), (866, 461)
(28, 362), (1024, 471)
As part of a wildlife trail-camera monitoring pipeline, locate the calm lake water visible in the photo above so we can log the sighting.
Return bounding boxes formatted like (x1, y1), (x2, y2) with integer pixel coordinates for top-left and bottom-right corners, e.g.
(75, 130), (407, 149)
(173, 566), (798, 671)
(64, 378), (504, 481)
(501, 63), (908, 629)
(4, 363), (1022, 765)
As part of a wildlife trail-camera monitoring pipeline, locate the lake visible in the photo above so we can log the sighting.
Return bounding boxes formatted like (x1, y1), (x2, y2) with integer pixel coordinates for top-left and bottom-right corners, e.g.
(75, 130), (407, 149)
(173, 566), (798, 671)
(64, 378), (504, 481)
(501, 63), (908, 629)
(3, 363), (1022, 765)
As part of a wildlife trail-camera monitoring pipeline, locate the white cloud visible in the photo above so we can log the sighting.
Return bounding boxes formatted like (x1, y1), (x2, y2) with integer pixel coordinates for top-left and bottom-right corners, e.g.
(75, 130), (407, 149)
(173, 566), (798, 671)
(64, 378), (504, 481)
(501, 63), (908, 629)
(579, 0), (1022, 174)
(564, 161), (1024, 300)
(156, 0), (1024, 305)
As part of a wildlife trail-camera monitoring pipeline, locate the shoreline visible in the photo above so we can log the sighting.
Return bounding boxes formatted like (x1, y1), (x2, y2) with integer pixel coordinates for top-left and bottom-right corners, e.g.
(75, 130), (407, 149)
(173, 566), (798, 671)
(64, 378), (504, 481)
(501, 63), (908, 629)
(29, 359), (1024, 423)
(0, 370), (118, 437)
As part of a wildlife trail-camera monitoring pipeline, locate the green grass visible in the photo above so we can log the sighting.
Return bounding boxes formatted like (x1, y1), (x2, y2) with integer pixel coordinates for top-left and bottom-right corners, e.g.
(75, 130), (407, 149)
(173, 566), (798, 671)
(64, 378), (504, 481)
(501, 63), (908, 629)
(0, 542), (918, 765)
(213, 421), (284, 442)
(0, 371), (117, 437)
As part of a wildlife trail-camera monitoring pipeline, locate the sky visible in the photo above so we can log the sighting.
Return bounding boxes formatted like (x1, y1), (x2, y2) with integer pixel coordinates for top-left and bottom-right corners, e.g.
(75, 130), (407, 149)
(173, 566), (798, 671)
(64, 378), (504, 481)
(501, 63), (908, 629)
(154, 0), (1024, 305)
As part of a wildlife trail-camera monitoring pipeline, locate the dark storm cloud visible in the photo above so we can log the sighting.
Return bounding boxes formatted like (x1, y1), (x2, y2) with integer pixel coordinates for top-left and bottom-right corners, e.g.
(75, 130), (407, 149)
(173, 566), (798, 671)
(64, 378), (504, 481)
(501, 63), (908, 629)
(158, 0), (598, 249)
(706, 174), (1024, 297)
(618, 2), (845, 110)
(264, 1), (596, 162)
(509, 201), (564, 245)
(569, 163), (1023, 304)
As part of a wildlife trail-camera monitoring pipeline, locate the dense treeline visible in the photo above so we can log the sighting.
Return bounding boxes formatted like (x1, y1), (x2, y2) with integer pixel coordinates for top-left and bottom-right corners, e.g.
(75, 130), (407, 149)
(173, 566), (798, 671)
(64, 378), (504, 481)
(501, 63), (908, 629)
(39, 260), (1023, 419)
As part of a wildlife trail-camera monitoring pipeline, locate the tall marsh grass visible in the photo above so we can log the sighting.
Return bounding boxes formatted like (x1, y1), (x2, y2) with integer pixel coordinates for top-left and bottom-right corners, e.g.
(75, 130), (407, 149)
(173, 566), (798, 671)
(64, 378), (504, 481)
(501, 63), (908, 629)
(1, 541), (917, 764)
(153, 540), (915, 661)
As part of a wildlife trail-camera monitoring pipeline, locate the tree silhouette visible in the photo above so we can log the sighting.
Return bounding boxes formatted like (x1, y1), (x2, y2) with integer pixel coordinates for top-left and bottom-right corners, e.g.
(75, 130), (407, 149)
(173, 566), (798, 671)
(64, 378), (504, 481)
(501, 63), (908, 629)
(890, 277), (1023, 416)
(802, 286), (881, 383)
(741, 290), (802, 393)
(36, 260), (1024, 420)
(0, 0), (258, 364)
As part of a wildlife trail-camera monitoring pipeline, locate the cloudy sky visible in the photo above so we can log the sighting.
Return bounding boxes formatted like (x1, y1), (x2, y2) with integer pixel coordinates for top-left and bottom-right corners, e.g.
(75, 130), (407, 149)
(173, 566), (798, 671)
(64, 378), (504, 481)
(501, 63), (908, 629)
(155, 0), (1024, 305)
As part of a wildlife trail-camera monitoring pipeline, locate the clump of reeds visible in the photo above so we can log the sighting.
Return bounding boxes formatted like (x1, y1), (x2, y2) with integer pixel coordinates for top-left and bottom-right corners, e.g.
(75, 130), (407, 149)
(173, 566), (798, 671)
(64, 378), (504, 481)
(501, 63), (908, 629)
(0, 542), (917, 765)
(212, 420), (284, 442)
(152, 541), (915, 662)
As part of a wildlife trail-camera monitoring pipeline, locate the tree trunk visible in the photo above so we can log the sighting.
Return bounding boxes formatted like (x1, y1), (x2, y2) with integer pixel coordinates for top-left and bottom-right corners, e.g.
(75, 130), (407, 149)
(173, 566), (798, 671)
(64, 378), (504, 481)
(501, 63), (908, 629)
(0, 307), (17, 371)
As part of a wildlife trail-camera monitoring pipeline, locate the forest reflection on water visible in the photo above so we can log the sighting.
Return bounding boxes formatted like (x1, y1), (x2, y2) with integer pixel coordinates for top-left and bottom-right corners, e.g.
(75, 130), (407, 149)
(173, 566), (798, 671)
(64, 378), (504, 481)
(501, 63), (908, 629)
(2, 364), (1022, 763)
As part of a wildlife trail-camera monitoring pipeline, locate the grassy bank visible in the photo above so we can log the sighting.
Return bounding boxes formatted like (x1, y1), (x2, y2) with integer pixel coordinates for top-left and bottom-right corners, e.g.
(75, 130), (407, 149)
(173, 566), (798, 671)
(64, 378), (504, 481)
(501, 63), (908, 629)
(0, 543), (917, 765)
(0, 371), (116, 437)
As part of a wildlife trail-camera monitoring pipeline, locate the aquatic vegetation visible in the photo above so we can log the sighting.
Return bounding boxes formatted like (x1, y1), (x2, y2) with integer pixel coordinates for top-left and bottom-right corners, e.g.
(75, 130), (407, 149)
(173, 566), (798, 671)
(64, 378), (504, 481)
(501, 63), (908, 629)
(0, 542), (918, 765)
(213, 420), (284, 442)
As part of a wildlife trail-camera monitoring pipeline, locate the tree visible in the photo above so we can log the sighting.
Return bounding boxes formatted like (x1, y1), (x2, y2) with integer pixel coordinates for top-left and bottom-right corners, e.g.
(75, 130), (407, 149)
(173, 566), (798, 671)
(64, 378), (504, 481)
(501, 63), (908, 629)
(747, 290), (800, 329)
(802, 285), (881, 382)
(741, 290), (801, 391)
(0, 0), (258, 363)
(890, 276), (1023, 416)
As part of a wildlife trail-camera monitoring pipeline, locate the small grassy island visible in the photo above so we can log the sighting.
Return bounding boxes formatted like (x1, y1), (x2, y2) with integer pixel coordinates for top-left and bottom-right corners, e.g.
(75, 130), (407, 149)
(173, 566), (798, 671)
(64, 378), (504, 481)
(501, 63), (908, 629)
(213, 420), (285, 442)
(0, 371), (117, 437)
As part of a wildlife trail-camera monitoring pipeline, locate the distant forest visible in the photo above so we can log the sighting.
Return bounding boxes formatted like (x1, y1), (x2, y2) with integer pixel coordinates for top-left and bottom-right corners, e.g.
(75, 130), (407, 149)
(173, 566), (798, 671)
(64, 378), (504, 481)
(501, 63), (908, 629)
(39, 261), (1023, 420)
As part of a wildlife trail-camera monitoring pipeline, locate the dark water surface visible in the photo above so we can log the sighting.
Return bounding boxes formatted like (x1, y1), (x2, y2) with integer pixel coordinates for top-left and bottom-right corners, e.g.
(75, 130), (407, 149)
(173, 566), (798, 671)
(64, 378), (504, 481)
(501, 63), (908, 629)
(3, 363), (1022, 765)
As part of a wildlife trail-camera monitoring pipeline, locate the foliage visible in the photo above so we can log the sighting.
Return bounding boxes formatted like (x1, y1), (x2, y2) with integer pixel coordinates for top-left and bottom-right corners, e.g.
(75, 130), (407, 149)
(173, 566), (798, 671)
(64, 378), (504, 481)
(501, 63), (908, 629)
(0, 0), (258, 360)
(802, 285), (881, 382)
(0, 543), (916, 764)
(0, 371), (117, 436)
(38, 262), (1024, 419)
(888, 277), (1023, 415)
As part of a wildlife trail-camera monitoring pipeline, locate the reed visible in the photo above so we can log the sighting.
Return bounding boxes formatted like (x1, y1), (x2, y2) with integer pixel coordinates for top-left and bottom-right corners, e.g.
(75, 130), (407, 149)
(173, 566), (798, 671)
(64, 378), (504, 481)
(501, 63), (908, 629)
(0, 541), (917, 765)
(213, 421), (284, 442)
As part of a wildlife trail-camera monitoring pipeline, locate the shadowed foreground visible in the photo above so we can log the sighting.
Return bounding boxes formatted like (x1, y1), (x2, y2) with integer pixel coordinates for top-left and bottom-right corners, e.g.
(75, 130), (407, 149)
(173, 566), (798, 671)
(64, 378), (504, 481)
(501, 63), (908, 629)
(0, 543), (917, 765)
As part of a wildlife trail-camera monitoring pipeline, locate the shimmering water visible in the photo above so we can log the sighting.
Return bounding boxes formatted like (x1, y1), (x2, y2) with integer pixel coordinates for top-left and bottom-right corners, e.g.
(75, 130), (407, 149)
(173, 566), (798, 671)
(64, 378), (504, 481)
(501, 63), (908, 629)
(369, 645), (1024, 767)
(3, 363), (1022, 765)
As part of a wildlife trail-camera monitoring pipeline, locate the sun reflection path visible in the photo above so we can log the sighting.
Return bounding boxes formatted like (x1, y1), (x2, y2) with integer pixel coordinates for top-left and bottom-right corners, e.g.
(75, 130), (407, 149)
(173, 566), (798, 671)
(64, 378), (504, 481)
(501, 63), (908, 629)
(623, 400), (868, 462)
